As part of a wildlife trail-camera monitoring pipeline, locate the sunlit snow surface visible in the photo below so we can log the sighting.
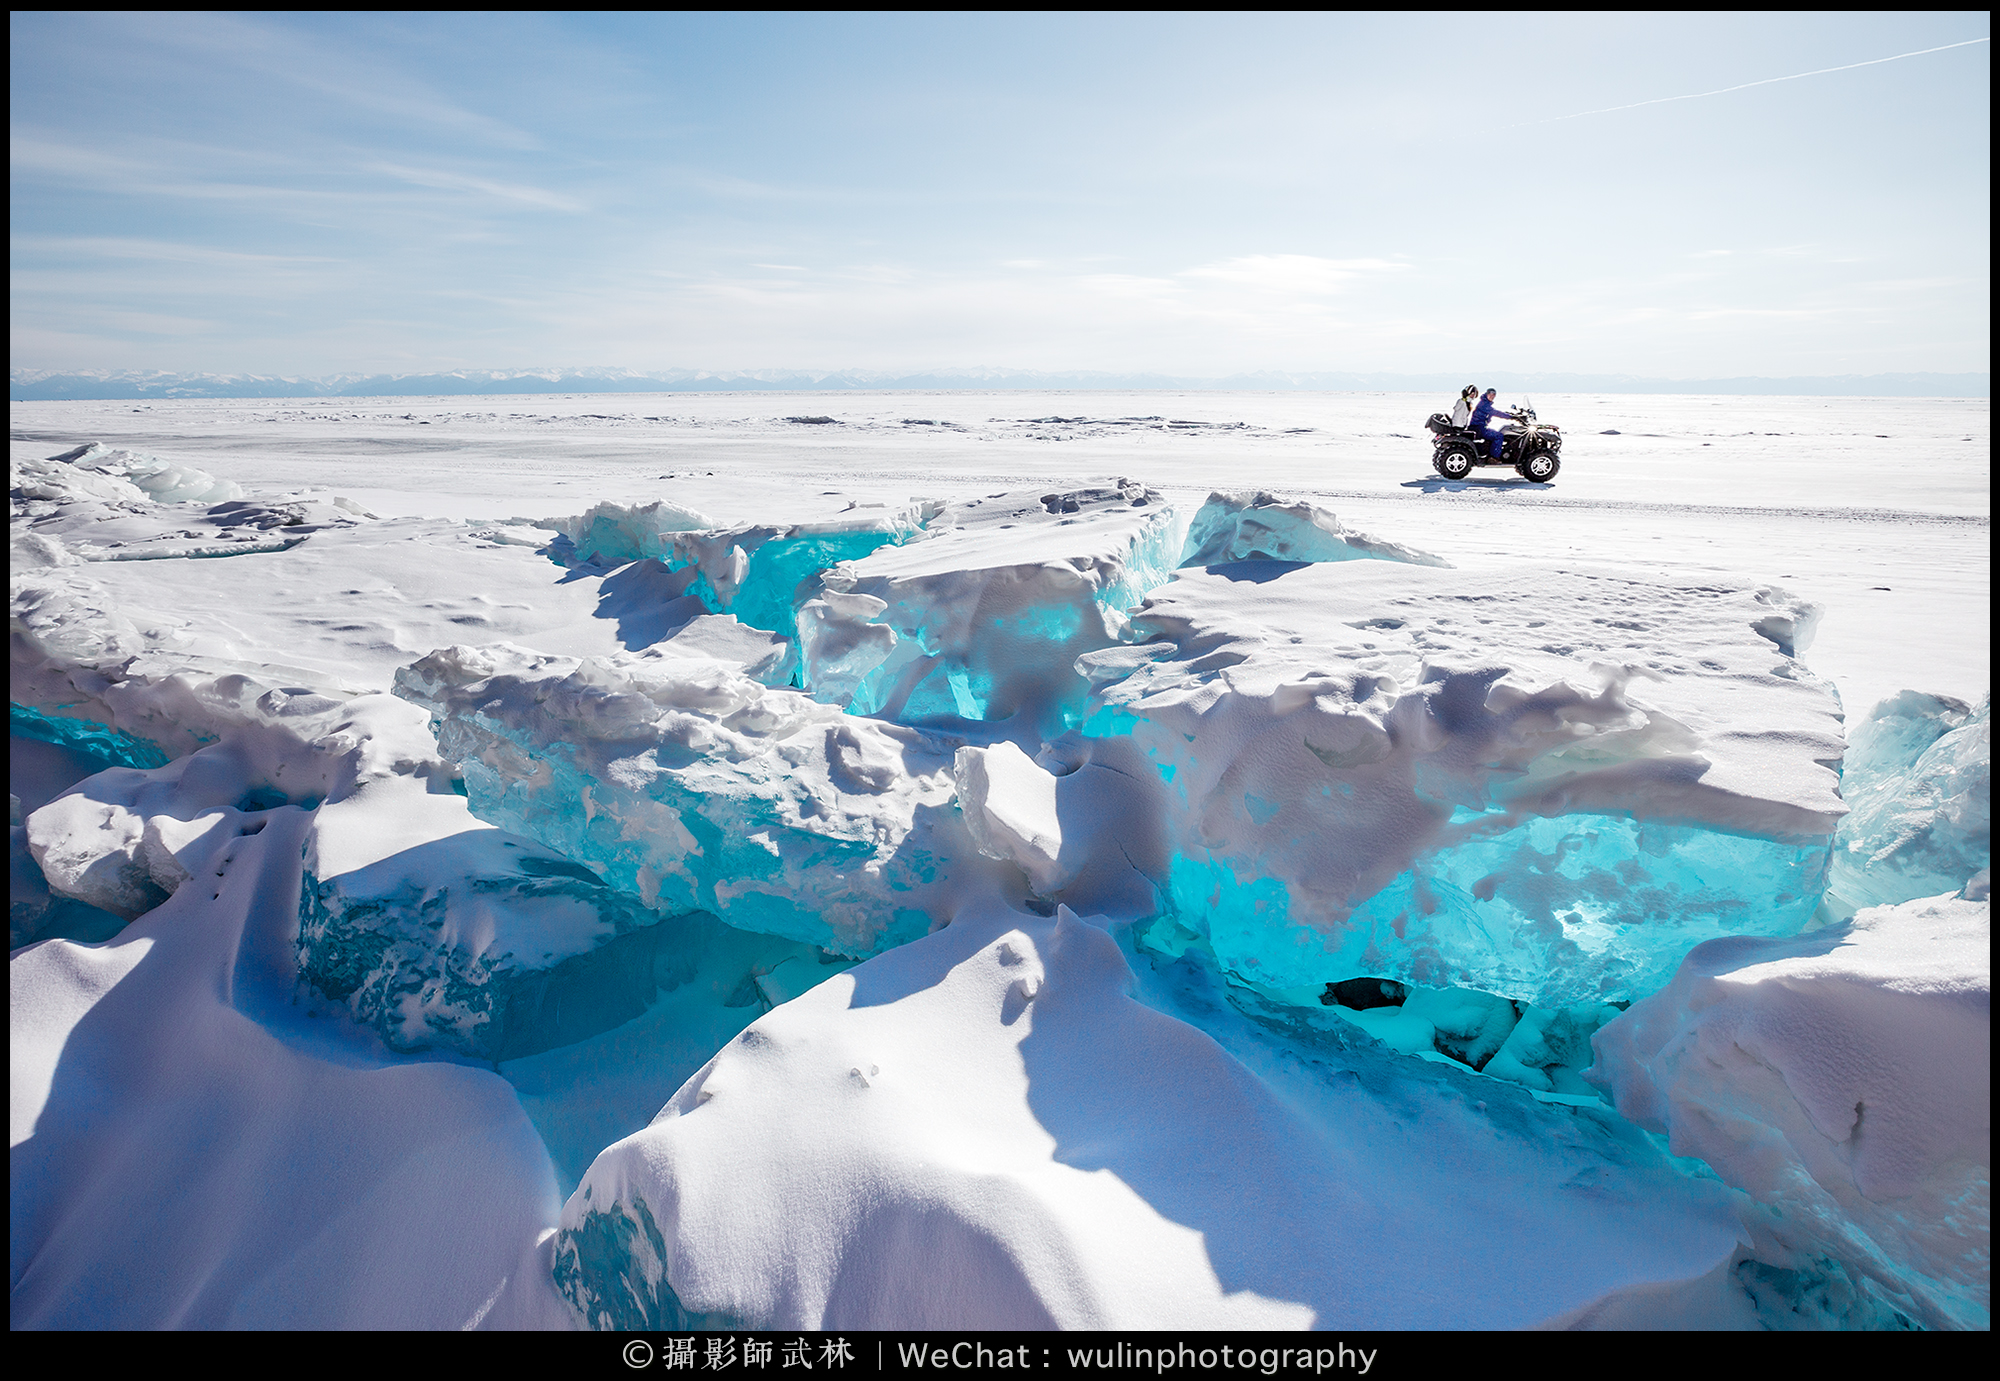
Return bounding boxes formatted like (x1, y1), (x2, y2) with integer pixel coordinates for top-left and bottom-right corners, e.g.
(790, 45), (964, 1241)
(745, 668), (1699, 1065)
(10, 391), (1990, 1330)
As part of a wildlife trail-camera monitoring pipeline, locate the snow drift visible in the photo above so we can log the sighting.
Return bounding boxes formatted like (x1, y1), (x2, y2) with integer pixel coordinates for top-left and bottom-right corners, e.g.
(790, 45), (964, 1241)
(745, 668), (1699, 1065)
(553, 900), (1749, 1330)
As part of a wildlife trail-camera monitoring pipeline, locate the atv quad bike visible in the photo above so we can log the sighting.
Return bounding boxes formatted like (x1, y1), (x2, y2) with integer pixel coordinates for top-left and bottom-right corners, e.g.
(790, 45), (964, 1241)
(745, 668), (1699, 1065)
(1424, 399), (1562, 482)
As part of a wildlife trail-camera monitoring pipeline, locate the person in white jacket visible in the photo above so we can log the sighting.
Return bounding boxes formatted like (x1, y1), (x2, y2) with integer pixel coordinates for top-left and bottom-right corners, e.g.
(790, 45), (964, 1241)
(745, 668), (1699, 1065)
(1448, 384), (1478, 429)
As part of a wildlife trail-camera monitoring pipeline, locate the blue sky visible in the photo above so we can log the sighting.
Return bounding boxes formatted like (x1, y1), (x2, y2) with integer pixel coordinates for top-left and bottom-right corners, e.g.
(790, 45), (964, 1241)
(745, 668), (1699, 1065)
(9, 12), (1990, 378)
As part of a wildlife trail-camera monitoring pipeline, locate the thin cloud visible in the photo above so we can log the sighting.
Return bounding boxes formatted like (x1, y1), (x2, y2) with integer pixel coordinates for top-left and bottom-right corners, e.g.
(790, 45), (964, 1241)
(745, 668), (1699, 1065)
(11, 235), (340, 266)
(370, 163), (586, 212)
(1509, 36), (1990, 128)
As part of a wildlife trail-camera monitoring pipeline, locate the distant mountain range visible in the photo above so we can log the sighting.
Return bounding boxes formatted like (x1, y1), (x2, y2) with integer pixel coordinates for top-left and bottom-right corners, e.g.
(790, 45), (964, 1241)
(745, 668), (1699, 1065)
(10, 367), (1990, 401)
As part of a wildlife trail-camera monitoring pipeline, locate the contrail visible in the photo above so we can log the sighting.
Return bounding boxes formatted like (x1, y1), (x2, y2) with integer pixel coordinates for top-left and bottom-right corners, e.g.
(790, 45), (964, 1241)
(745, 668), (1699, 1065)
(1507, 35), (1989, 128)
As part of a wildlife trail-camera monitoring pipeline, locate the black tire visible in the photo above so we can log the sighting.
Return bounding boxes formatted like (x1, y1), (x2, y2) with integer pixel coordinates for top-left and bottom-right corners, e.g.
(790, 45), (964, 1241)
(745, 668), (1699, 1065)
(1519, 451), (1559, 483)
(1436, 449), (1473, 480)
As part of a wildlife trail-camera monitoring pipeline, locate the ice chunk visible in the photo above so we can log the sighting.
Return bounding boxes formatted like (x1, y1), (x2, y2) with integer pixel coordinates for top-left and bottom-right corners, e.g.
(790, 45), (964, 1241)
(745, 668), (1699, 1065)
(11, 571), (370, 760)
(800, 481), (1182, 731)
(663, 508), (927, 641)
(528, 499), (716, 565)
(1588, 892), (1991, 1330)
(42, 442), (243, 506)
(12, 454), (148, 507)
(1179, 490), (1448, 568)
(10, 820), (130, 950)
(394, 642), (984, 956)
(1078, 561), (1847, 1004)
(553, 899), (1747, 1330)
(1832, 692), (1990, 911)
(645, 613), (797, 688)
(1320, 977), (1620, 1095)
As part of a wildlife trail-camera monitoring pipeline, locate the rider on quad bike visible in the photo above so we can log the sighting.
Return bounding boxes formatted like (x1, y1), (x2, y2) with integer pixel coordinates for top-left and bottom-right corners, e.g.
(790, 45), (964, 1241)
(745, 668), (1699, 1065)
(1424, 390), (1562, 483)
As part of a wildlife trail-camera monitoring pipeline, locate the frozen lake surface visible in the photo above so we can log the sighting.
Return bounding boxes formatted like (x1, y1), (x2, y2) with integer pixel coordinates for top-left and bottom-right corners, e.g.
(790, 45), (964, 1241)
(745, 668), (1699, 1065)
(13, 390), (1986, 716)
(9, 391), (1989, 1330)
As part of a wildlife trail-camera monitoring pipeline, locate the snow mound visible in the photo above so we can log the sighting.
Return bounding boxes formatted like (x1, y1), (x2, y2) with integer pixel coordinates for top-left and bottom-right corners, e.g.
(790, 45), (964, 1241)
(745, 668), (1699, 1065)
(800, 481), (1182, 731)
(552, 899), (1748, 1330)
(1077, 562), (1846, 1004)
(1180, 490), (1448, 568)
(1588, 891), (1991, 1330)
(1832, 691), (1990, 911)
(393, 642), (987, 956)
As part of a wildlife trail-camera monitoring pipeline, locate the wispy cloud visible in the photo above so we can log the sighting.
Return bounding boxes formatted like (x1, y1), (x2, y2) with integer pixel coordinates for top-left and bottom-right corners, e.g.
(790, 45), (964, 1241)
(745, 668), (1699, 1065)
(115, 11), (545, 150)
(369, 163), (585, 212)
(1510, 36), (1991, 128)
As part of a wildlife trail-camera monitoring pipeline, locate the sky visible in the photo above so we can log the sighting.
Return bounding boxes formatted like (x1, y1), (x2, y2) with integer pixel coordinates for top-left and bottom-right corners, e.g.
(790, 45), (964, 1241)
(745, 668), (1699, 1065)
(8, 12), (1991, 379)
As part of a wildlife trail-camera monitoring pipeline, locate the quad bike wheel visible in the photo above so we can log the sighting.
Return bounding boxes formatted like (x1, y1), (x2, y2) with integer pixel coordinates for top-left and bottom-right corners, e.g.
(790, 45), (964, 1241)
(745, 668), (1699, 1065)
(1518, 452), (1559, 483)
(1435, 449), (1473, 480)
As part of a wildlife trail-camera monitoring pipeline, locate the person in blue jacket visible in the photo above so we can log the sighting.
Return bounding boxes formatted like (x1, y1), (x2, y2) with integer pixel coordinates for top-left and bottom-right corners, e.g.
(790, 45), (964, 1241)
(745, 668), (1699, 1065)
(1469, 388), (1517, 459)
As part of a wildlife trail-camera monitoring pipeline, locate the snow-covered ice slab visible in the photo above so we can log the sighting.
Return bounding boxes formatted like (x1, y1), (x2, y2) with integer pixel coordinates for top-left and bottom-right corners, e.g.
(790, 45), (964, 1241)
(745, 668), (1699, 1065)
(10, 523), (704, 740)
(1589, 889), (1990, 1330)
(552, 901), (1748, 1330)
(12, 443), (376, 563)
(1832, 691), (1990, 912)
(1078, 561), (1848, 1004)
(394, 642), (987, 956)
(1179, 489), (1448, 569)
(799, 482), (1182, 731)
